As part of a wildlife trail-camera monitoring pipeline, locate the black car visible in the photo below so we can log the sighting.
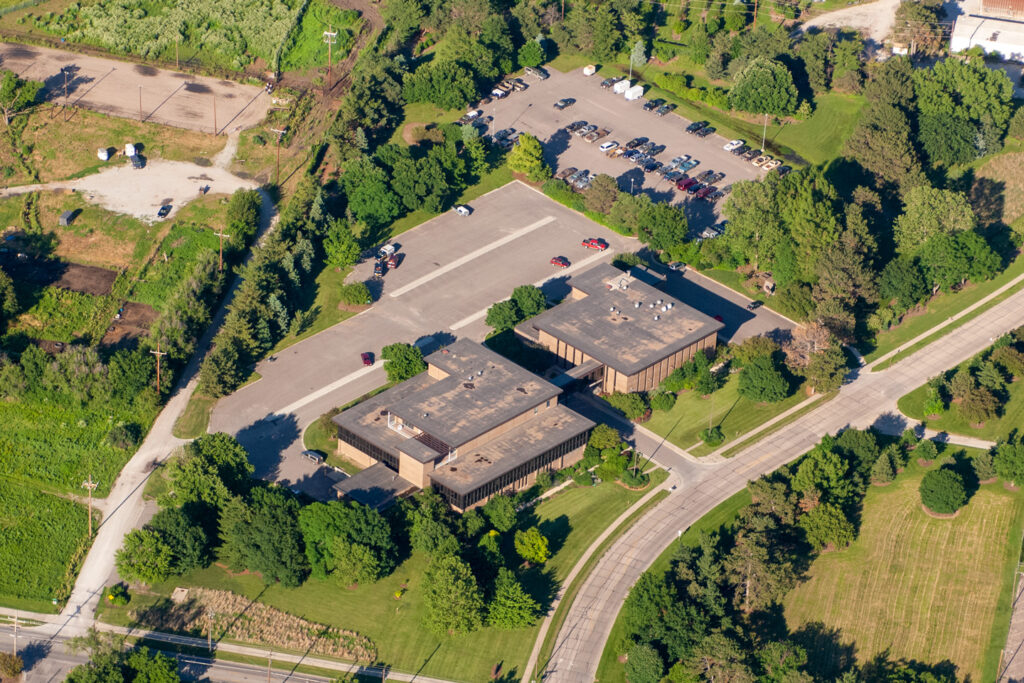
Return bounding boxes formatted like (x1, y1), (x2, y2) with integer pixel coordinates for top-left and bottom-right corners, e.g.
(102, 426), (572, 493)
(554, 98), (576, 110)
(600, 76), (622, 89)
(686, 121), (708, 134)
(649, 144), (666, 156)
(776, 165), (792, 177)
(565, 120), (587, 132)
(373, 261), (384, 278)
(746, 300), (763, 311)
(642, 98), (664, 112)
(695, 126), (716, 138)
(643, 161), (662, 173)
(655, 103), (676, 116)
(625, 137), (647, 150)
(157, 204), (172, 218)
(494, 128), (514, 140)
(731, 144), (750, 156)
(638, 141), (655, 154)
(686, 182), (705, 195)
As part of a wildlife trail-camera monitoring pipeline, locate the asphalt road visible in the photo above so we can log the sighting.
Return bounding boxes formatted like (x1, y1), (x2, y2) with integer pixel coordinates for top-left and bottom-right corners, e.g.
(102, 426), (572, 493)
(208, 182), (792, 498)
(0, 42), (270, 134)
(477, 69), (765, 230)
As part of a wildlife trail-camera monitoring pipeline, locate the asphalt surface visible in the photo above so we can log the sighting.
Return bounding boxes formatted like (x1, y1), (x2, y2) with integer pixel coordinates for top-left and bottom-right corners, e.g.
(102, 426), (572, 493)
(477, 69), (765, 230)
(207, 182), (791, 498)
(0, 42), (270, 134)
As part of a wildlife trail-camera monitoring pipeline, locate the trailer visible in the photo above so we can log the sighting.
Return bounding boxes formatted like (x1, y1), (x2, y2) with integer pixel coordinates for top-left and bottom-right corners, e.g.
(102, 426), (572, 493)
(624, 84), (644, 101)
(612, 79), (631, 94)
(582, 64), (597, 76)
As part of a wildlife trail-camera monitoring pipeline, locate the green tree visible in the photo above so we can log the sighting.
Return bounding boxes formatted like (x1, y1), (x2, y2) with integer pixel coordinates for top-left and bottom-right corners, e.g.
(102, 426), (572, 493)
(165, 432), (253, 508)
(738, 355), (788, 403)
(894, 186), (976, 255)
(844, 103), (924, 190)
(918, 113), (977, 166)
(638, 202), (688, 253)
(585, 174), (620, 214)
(116, 529), (173, 585)
(0, 69), (40, 126)
(341, 157), (402, 231)
(870, 449), (896, 484)
(483, 494), (517, 532)
(407, 489), (460, 556)
(488, 567), (540, 628)
(919, 468), (967, 514)
(0, 652), (23, 679)
(805, 346), (847, 393)
(381, 342), (427, 382)
(506, 133), (551, 182)
(605, 391), (649, 419)
(514, 526), (551, 564)
(799, 503), (855, 550)
(728, 58), (798, 115)
(422, 554), (484, 635)
(629, 39), (647, 78)
(218, 487), (308, 587)
(724, 528), (795, 613)
(323, 220), (361, 268)
(0, 267), (16, 331)
(298, 500), (396, 581)
(198, 337), (245, 397)
(626, 643), (664, 683)
(995, 436), (1024, 485)
(402, 60), (479, 109)
(973, 448), (997, 482)
(518, 40), (545, 68)
(757, 641), (810, 683)
(147, 507), (209, 574)
(791, 442), (854, 504)
(511, 284), (546, 318)
(590, 423), (622, 450)
(485, 299), (522, 332)
(879, 256), (927, 311)
(226, 189), (262, 245)
(685, 632), (755, 682)
(959, 385), (999, 424)
(914, 56), (1014, 137)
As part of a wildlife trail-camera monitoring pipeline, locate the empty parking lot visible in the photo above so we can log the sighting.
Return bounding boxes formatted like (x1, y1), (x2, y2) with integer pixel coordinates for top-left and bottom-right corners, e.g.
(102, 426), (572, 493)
(477, 68), (767, 228)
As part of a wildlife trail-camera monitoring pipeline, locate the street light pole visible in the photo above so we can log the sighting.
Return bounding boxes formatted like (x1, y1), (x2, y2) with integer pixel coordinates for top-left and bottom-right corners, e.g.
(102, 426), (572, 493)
(138, 85), (142, 122)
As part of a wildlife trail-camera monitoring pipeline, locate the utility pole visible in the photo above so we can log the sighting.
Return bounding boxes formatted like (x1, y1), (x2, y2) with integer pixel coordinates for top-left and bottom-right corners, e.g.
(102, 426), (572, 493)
(138, 85), (142, 122)
(175, 39), (180, 70)
(63, 67), (69, 109)
(212, 96), (217, 136)
(561, 0), (564, 21)
(10, 613), (17, 657)
(760, 113), (768, 152)
(270, 128), (287, 185)
(266, 650), (273, 682)
(150, 339), (167, 393)
(81, 475), (97, 537)
(323, 25), (338, 93)
(753, 0), (759, 26)
(206, 609), (215, 651)
(213, 230), (229, 272)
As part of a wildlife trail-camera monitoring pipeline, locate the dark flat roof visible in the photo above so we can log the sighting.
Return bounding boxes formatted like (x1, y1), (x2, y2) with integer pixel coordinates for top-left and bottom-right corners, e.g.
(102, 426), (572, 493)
(527, 263), (723, 376)
(333, 463), (415, 509)
(428, 404), (594, 496)
(388, 339), (561, 449)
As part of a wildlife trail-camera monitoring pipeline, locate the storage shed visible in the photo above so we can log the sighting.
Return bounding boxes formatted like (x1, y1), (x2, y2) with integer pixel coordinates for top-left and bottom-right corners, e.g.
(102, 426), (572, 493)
(624, 84), (644, 101)
(59, 210), (75, 227)
(125, 142), (136, 157)
(612, 79), (631, 94)
(582, 64), (597, 76)
(97, 148), (110, 161)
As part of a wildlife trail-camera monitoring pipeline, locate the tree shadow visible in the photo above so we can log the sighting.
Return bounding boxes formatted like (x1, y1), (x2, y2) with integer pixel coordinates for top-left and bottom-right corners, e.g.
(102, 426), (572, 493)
(615, 167), (646, 195)
(790, 620), (858, 680)
(543, 128), (573, 170)
(870, 411), (910, 438)
(969, 175), (1006, 227)
(538, 513), (571, 557)
(18, 639), (52, 671)
(861, 650), (962, 682)
(41, 64), (93, 101)
(234, 412), (301, 481)
(520, 563), (560, 613)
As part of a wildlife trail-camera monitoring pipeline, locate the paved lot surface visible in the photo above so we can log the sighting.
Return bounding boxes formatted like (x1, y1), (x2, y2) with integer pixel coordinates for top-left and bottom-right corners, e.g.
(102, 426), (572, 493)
(478, 69), (764, 230)
(0, 42), (270, 133)
(540, 283), (1024, 683)
(208, 182), (787, 497)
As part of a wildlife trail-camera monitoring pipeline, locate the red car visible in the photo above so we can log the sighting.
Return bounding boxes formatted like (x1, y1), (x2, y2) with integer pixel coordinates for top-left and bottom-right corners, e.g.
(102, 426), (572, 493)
(387, 253), (400, 269)
(581, 238), (608, 251)
(361, 352), (373, 366)
(551, 256), (571, 268)
(676, 177), (698, 191)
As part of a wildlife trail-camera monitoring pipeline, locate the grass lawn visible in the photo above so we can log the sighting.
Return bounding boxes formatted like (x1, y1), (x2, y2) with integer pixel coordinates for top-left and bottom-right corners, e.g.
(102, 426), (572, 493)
(783, 458), (1024, 682)
(898, 355), (1024, 442)
(594, 488), (752, 683)
(0, 480), (91, 611)
(865, 253), (1024, 363)
(270, 264), (360, 354)
(644, 373), (810, 454)
(279, 0), (358, 72)
(385, 101), (464, 148)
(172, 392), (217, 440)
(101, 479), (663, 681)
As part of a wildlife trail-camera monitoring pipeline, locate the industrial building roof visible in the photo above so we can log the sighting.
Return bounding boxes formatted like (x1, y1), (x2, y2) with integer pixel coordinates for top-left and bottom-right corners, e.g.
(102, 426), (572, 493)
(332, 463), (415, 509)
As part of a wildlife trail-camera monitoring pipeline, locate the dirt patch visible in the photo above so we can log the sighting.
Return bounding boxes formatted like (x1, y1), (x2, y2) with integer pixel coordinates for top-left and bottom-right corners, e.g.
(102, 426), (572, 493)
(337, 302), (370, 313)
(402, 121), (428, 145)
(920, 503), (961, 519)
(0, 251), (117, 295)
(917, 459), (934, 467)
(980, 477), (999, 485)
(101, 302), (158, 349)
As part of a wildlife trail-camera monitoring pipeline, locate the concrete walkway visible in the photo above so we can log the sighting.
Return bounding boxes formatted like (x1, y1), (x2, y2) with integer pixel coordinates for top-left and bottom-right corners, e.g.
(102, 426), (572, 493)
(1000, 571), (1024, 682)
(541, 277), (1024, 683)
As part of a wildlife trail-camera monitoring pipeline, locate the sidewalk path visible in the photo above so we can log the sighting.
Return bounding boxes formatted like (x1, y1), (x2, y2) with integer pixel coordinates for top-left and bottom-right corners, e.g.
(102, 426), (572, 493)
(542, 273), (1024, 683)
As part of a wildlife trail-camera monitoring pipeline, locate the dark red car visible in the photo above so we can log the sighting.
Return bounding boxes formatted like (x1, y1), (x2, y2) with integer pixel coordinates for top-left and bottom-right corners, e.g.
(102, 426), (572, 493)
(361, 352), (373, 366)
(387, 253), (400, 269)
(581, 238), (608, 250)
(676, 177), (698, 191)
(551, 256), (571, 268)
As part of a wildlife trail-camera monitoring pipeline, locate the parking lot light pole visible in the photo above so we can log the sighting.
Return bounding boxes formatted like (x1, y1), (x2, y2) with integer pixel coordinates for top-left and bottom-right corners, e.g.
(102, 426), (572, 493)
(761, 113), (768, 152)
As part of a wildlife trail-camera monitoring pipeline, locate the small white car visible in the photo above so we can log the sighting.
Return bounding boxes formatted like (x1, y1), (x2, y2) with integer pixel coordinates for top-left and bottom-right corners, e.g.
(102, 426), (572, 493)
(599, 141), (618, 152)
(453, 205), (472, 216)
(723, 139), (744, 152)
(464, 109), (482, 121)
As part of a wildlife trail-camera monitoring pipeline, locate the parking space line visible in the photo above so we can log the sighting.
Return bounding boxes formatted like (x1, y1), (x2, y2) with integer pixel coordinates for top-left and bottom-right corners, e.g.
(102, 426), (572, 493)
(450, 247), (613, 330)
(273, 361), (384, 416)
(388, 215), (555, 298)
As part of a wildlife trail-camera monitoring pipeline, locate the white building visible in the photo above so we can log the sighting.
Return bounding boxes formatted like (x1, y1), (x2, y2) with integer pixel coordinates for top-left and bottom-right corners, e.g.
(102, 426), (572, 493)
(951, 0), (1024, 61)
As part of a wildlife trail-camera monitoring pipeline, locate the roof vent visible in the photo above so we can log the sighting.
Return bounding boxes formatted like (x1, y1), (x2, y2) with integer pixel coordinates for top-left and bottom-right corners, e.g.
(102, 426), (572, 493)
(661, 305), (668, 312)
(467, 376), (473, 381)
(667, 302), (674, 309)
(478, 370), (483, 376)
(423, 412), (429, 418)
(516, 387), (528, 394)
(654, 315), (660, 321)
(635, 301), (641, 308)
(609, 306), (615, 312)
(649, 303), (655, 308)
(657, 299), (663, 305)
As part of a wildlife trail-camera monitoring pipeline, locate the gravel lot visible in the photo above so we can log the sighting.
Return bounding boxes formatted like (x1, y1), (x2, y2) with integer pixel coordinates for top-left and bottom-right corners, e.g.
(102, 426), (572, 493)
(478, 68), (768, 229)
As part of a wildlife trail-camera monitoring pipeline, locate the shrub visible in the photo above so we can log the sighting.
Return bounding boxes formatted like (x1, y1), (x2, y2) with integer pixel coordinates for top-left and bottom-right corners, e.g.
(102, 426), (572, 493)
(572, 467), (593, 487)
(625, 643), (663, 683)
(649, 391), (676, 412)
(0, 652), (23, 678)
(700, 425), (724, 446)
(105, 422), (141, 450)
(738, 355), (789, 403)
(973, 449), (997, 481)
(919, 469), (967, 514)
(620, 469), (650, 488)
(916, 439), (938, 462)
(338, 281), (371, 306)
(605, 392), (649, 420)
(106, 582), (131, 606)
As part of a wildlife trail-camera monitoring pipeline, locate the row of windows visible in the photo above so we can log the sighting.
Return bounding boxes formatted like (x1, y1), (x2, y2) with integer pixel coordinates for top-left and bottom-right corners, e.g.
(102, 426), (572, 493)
(432, 428), (591, 509)
(336, 425), (399, 470)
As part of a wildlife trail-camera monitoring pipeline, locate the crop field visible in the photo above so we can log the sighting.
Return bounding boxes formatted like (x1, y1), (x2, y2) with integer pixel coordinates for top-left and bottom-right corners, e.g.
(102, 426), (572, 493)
(0, 480), (90, 611)
(784, 459), (1024, 682)
(100, 479), (663, 681)
(279, 0), (359, 72)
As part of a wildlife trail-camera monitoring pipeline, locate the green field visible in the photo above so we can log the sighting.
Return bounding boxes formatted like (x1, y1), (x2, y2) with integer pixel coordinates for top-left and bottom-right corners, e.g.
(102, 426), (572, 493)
(0, 480), (91, 611)
(784, 458), (1024, 682)
(280, 0), (359, 71)
(594, 488), (752, 683)
(131, 221), (221, 309)
(898, 355), (1024, 442)
(101, 479), (662, 681)
(643, 372), (810, 454)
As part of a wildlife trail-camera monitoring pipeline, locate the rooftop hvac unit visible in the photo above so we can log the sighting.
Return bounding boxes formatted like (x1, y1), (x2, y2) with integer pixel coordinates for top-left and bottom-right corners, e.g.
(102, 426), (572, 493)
(667, 302), (674, 309)
(661, 305), (668, 312)
(653, 315), (660, 321)
(635, 301), (642, 308)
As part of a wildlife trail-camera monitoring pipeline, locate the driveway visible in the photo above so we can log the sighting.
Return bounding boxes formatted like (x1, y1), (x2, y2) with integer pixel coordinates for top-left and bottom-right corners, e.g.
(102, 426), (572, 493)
(798, 0), (901, 43)
(477, 70), (764, 230)
(0, 42), (270, 133)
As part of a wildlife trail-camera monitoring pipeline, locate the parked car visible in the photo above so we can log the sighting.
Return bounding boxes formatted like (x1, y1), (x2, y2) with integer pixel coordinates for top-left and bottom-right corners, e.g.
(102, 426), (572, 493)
(465, 109), (482, 121)
(576, 124), (597, 136)
(741, 148), (761, 161)
(512, 78), (528, 91)
(746, 300), (763, 311)
(763, 159), (782, 171)
(622, 150), (640, 162)
(633, 154), (651, 166)
(525, 66), (549, 80)
(776, 165), (792, 176)
(157, 204), (172, 218)
(360, 352), (373, 366)
(664, 170), (684, 182)
(551, 256), (570, 268)
(555, 166), (578, 180)
(608, 147), (626, 158)
(679, 159), (699, 172)
(373, 261), (384, 277)
(655, 163), (674, 176)
(574, 174), (595, 190)
(708, 190), (725, 202)
(638, 141), (655, 154)
(565, 120), (587, 132)
(752, 155), (771, 167)
(723, 139), (744, 152)
(695, 126), (715, 137)
(686, 121), (708, 133)
(667, 261), (684, 271)
(599, 141), (618, 152)
(695, 170), (714, 182)
(649, 144), (666, 156)
(494, 128), (514, 140)
(642, 98), (664, 112)
(302, 450), (326, 463)
(625, 137), (647, 149)
(731, 144), (750, 157)
(676, 177), (699, 191)
(695, 186), (715, 200)
(567, 169), (588, 184)
(600, 76), (623, 89)
(582, 238), (609, 250)
(686, 182), (705, 195)
(554, 97), (576, 110)
(655, 103), (676, 116)
(708, 172), (726, 185)
(387, 253), (400, 269)
(669, 155), (689, 168)
(497, 138), (514, 151)
(643, 160), (662, 173)
(453, 205), (471, 216)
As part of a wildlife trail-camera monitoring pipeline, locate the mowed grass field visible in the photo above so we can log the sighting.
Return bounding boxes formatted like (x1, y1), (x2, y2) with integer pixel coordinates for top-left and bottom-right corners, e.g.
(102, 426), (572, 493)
(102, 476), (664, 681)
(784, 461), (1024, 682)
(644, 372), (809, 454)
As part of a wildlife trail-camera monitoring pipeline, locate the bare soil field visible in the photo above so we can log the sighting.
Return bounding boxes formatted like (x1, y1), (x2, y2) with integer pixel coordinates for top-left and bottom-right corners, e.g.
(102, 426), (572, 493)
(101, 301), (158, 348)
(0, 250), (117, 295)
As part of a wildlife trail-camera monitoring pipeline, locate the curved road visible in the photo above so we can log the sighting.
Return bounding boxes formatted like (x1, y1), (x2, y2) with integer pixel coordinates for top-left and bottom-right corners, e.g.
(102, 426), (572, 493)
(538, 287), (1024, 682)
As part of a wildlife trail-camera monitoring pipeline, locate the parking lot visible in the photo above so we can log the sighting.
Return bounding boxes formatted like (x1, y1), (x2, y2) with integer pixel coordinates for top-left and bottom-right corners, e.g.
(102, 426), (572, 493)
(476, 67), (767, 230)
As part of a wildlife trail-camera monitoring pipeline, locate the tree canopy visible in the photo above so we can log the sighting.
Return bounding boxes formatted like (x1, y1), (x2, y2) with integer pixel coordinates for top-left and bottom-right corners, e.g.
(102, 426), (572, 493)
(728, 58), (798, 115)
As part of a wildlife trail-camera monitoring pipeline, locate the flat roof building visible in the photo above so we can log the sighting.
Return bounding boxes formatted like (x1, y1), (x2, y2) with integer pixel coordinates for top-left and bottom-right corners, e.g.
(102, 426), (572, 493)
(333, 339), (594, 511)
(517, 263), (723, 394)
